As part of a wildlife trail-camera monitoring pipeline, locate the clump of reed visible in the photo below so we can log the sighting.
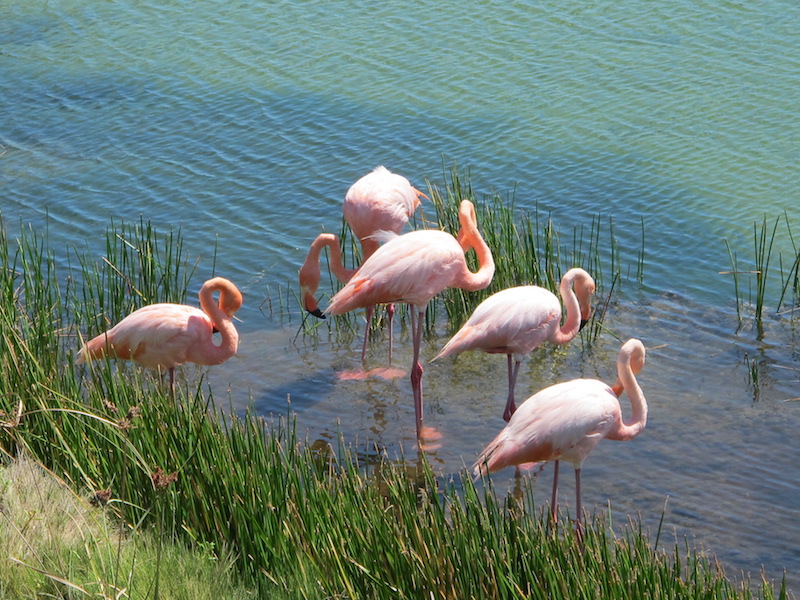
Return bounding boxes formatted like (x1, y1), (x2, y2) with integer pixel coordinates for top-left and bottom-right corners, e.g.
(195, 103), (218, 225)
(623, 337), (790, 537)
(724, 212), (800, 334)
(424, 164), (638, 343)
(297, 164), (643, 348)
(0, 216), (789, 599)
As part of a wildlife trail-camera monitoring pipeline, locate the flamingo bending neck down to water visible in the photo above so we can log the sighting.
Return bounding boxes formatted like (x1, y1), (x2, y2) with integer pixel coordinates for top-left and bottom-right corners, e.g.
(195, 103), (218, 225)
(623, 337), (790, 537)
(434, 268), (596, 422)
(299, 166), (426, 372)
(325, 199), (495, 445)
(473, 338), (647, 538)
(76, 277), (243, 393)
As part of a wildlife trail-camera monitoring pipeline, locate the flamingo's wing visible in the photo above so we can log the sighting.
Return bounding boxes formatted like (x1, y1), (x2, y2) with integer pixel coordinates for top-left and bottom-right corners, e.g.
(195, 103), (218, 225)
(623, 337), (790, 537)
(474, 378), (618, 474)
(344, 166), (422, 239)
(437, 286), (562, 358)
(80, 304), (211, 369)
(326, 230), (462, 314)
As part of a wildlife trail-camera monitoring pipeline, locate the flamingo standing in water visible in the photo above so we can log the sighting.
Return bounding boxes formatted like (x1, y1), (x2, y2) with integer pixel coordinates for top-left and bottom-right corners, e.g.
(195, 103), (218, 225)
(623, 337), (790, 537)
(76, 277), (243, 393)
(473, 338), (648, 538)
(434, 268), (596, 422)
(325, 199), (495, 443)
(299, 166), (427, 368)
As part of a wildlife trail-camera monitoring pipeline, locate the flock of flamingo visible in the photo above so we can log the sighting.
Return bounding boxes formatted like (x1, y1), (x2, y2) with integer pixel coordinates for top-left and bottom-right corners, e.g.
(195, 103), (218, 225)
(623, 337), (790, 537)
(77, 165), (649, 533)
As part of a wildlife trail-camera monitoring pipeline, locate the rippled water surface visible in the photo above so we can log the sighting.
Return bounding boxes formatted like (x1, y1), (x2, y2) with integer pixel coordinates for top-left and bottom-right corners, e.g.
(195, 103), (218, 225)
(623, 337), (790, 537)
(2, 0), (799, 591)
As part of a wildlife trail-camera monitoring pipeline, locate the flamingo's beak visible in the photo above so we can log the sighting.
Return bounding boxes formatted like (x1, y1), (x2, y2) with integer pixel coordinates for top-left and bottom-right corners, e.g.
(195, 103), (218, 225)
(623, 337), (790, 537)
(579, 318), (589, 331)
(308, 307), (326, 319)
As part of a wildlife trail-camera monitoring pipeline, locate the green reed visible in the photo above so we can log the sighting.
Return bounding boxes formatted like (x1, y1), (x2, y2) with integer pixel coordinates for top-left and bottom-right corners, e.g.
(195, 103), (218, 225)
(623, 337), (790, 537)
(426, 165), (633, 344)
(725, 213), (800, 332)
(777, 211), (800, 317)
(0, 217), (788, 600)
(69, 217), (196, 337)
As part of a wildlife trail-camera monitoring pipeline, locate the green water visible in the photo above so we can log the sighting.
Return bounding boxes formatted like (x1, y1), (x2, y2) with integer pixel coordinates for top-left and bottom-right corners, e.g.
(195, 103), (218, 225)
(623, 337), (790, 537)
(2, 0), (799, 591)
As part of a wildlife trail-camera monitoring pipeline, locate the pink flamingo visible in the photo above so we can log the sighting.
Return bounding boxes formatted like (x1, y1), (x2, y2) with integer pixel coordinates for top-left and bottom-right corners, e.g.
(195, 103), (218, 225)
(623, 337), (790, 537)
(299, 166), (427, 366)
(474, 338), (647, 537)
(76, 277), (243, 392)
(325, 199), (495, 442)
(434, 268), (595, 422)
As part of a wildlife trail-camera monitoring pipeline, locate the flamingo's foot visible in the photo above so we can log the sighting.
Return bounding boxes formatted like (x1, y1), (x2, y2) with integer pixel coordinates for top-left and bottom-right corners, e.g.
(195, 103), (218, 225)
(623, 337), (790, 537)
(417, 425), (443, 452)
(366, 366), (406, 379)
(335, 369), (371, 381)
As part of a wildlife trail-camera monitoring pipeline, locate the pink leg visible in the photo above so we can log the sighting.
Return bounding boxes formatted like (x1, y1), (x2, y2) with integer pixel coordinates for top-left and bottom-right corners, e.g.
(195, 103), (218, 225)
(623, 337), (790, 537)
(575, 467), (584, 543)
(361, 305), (375, 363)
(410, 306), (426, 439)
(503, 355), (521, 421)
(386, 303), (395, 366)
(550, 460), (560, 524)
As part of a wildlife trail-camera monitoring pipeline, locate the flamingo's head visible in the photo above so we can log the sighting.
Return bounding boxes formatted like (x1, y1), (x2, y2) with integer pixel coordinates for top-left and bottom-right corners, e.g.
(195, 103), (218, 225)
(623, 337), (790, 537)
(299, 265), (325, 319)
(624, 338), (646, 375)
(219, 285), (243, 319)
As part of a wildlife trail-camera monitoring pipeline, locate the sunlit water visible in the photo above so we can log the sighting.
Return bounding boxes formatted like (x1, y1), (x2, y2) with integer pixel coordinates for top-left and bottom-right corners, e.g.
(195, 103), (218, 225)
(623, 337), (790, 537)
(2, 0), (799, 591)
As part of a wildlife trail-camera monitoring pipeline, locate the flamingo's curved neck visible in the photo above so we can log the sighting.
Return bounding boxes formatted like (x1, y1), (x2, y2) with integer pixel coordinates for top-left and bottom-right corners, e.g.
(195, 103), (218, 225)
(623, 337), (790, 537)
(199, 279), (242, 362)
(303, 233), (355, 284)
(608, 344), (647, 441)
(455, 200), (495, 291)
(359, 237), (380, 262)
(550, 271), (582, 345)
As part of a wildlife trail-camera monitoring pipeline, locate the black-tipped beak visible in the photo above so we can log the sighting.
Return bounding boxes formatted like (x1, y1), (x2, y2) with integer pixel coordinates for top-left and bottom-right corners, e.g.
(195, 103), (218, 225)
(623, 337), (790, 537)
(579, 318), (589, 331)
(308, 307), (326, 319)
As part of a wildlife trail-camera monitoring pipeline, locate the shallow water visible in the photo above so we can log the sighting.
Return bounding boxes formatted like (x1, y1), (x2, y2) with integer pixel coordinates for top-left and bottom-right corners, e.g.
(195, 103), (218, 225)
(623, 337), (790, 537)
(2, 0), (799, 591)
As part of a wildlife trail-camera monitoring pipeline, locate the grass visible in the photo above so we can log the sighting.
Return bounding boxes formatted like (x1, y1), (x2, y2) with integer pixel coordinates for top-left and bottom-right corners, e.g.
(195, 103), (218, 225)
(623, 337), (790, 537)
(0, 456), (254, 600)
(0, 213), (792, 599)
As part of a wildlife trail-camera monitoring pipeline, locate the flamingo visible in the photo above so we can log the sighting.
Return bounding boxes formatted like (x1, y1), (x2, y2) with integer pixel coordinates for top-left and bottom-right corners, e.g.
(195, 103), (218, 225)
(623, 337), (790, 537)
(299, 166), (427, 367)
(325, 199), (495, 443)
(76, 277), (243, 392)
(434, 268), (595, 422)
(473, 338), (647, 538)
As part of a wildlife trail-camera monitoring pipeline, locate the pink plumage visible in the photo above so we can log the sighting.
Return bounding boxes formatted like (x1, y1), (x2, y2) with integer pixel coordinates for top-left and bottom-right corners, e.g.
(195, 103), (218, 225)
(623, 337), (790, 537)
(343, 165), (424, 254)
(77, 277), (243, 390)
(325, 200), (495, 444)
(435, 269), (596, 421)
(474, 338), (647, 537)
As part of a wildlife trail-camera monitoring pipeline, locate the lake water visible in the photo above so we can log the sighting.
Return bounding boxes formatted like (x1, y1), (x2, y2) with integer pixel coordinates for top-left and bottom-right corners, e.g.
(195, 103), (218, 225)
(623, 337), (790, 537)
(2, 0), (799, 591)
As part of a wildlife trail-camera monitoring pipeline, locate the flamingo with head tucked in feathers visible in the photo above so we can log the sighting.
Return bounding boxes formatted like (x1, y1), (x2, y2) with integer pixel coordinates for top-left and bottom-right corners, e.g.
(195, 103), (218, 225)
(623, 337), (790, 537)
(76, 277), (242, 393)
(299, 166), (426, 370)
(325, 199), (495, 444)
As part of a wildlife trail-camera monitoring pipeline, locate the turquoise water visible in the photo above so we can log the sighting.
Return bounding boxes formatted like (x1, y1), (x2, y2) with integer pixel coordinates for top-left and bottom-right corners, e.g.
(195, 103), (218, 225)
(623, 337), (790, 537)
(2, 0), (799, 590)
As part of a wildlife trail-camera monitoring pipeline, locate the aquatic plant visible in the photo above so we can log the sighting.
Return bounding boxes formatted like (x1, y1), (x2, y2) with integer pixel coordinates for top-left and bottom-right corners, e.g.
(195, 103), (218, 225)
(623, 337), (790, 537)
(0, 216), (790, 599)
(724, 213), (800, 332)
(425, 164), (636, 345)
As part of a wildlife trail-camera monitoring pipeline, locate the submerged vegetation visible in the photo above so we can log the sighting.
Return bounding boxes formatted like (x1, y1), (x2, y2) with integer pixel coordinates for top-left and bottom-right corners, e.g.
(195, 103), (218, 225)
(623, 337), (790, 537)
(0, 203), (794, 598)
